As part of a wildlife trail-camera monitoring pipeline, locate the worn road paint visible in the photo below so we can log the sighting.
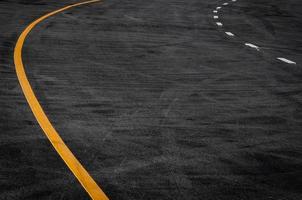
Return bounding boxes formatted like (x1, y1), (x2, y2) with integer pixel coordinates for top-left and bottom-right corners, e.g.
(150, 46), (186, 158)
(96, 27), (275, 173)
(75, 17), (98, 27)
(225, 32), (235, 36)
(245, 43), (260, 51)
(14, 1), (109, 200)
(277, 57), (297, 64)
(213, 16), (219, 19)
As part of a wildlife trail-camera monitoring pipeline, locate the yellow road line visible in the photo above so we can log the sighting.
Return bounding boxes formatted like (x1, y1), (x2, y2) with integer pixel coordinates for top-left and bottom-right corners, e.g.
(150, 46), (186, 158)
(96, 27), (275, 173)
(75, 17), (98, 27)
(14, 1), (109, 199)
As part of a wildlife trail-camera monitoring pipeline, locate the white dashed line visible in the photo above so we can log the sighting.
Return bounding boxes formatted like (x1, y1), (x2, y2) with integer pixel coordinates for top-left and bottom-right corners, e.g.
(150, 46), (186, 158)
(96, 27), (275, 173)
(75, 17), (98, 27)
(212, 0), (296, 66)
(225, 32), (235, 36)
(277, 57), (296, 65)
(245, 43), (260, 51)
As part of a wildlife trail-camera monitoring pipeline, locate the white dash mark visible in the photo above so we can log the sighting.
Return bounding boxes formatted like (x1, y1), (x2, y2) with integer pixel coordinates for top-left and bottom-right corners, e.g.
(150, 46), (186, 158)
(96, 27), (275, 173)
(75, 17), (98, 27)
(225, 32), (235, 36)
(245, 43), (260, 51)
(232, 0), (237, 2)
(216, 22), (223, 26)
(277, 57), (296, 65)
(213, 10), (218, 13)
(213, 16), (219, 19)
(217, 7), (222, 10)
(223, 3), (229, 6)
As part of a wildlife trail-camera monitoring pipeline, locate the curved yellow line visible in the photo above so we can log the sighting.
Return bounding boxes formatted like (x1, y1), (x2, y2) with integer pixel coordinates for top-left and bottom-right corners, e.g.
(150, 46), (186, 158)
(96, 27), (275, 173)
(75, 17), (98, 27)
(14, 1), (109, 199)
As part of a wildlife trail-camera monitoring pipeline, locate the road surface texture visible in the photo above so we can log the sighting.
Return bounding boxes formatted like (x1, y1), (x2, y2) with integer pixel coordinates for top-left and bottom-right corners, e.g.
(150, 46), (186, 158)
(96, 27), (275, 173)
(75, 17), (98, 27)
(1, 0), (302, 199)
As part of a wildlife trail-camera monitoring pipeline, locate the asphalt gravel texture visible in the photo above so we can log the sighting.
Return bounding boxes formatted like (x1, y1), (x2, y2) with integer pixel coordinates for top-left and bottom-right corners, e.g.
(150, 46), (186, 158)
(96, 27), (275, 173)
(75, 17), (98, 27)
(1, 0), (302, 199)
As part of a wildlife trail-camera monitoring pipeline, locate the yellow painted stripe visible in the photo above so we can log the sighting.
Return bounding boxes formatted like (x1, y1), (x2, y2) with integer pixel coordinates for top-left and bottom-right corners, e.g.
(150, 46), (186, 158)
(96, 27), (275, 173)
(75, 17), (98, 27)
(14, 1), (109, 199)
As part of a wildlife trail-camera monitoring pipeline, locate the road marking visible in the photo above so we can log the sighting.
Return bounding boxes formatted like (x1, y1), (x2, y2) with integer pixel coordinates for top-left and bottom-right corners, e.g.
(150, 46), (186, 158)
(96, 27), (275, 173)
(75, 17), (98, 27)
(14, 1), (109, 200)
(245, 43), (260, 51)
(212, 0), (297, 66)
(225, 32), (235, 36)
(277, 57), (297, 65)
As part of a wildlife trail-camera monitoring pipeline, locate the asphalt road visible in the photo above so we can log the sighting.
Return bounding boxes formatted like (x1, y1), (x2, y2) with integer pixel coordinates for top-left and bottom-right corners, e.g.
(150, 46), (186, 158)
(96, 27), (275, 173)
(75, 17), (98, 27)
(1, 0), (302, 199)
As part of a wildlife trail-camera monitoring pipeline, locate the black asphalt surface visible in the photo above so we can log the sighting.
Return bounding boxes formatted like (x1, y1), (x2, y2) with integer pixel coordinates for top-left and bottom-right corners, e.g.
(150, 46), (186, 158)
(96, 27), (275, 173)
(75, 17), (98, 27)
(1, 0), (302, 199)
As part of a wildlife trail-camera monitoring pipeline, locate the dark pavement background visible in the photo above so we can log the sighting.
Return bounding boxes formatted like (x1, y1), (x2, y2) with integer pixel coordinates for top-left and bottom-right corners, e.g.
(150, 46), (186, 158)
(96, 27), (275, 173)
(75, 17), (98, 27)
(1, 0), (302, 199)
